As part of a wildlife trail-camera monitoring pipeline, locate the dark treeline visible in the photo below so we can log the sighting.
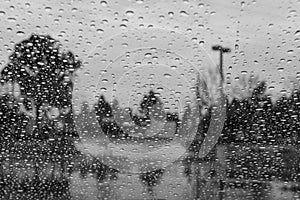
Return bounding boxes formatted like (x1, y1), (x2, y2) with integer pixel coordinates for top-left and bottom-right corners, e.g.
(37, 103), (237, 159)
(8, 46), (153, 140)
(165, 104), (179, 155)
(95, 90), (180, 140)
(0, 34), (299, 147)
(192, 81), (300, 147)
(0, 34), (299, 146)
(221, 81), (300, 145)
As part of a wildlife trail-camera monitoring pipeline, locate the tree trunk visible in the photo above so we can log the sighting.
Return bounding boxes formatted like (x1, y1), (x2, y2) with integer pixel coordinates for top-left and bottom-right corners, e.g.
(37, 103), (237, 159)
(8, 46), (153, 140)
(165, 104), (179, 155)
(35, 102), (42, 139)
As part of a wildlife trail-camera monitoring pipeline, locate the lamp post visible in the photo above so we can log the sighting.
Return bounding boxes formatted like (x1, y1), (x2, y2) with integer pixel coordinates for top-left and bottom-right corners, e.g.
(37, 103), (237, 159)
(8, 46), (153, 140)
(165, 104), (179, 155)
(212, 45), (231, 200)
(212, 45), (231, 82)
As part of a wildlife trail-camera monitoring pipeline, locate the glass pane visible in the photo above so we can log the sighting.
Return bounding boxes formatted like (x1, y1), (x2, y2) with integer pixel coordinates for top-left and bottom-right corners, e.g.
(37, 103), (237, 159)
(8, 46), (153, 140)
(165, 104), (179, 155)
(0, 0), (299, 199)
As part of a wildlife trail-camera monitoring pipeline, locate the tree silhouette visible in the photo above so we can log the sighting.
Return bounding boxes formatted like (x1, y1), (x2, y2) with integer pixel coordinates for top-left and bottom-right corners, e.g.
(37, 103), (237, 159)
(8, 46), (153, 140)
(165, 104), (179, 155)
(220, 81), (271, 144)
(95, 95), (127, 138)
(0, 34), (81, 139)
(139, 169), (165, 197)
(132, 90), (157, 127)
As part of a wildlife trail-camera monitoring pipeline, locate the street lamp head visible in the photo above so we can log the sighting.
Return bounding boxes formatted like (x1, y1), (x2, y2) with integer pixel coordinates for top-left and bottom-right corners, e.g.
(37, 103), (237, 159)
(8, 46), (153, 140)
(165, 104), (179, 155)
(222, 48), (231, 53)
(212, 45), (231, 53)
(212, 45), (222, 51)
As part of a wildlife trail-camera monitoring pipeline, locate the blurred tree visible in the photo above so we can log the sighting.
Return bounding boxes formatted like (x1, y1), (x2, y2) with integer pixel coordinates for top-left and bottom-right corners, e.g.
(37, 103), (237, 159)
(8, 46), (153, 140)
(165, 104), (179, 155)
(139, 169), (165, 197)
(0, 34), (81, 139)
(95, 95), (127, 138)
(221, 81), (270, 144)
(0, 93), (33, 141)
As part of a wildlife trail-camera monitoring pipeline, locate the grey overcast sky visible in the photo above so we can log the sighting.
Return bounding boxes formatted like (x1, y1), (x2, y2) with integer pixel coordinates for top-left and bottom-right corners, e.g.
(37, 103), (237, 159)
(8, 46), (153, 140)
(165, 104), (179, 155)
(0, 0), (299, 101)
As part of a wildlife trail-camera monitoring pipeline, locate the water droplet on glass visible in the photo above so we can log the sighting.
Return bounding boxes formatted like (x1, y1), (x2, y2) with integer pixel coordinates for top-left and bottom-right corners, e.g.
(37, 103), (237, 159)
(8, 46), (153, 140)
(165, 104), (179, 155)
(120, 24), (127, 29)
(44, 7), (52, 12)
(125, 10), (134, 17)
(163, 73), (172, 78)
(7, 17), (16, 22)
(199, 41), (205, 46)
(100, 1), (108, 6)
(179, 11), (189, 17)
(241, 1), (245, 7)
(100, 87), (107, 92)
(289, 10), (296, 15)
(277, 67), (284, 72)
(198, 3), (204, 7)
(122, 43), (128, 47)
(96, 29), (104, 33)
(168, 12), (174, 17)
(136, 0), (144, 4)
(144, 53), (151, 58)
(16, 31), (25, 36)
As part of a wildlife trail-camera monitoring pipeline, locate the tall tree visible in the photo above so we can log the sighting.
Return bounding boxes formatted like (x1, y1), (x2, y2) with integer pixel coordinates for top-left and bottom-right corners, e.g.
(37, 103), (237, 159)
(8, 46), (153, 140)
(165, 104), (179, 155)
(0, 34), (81, 139)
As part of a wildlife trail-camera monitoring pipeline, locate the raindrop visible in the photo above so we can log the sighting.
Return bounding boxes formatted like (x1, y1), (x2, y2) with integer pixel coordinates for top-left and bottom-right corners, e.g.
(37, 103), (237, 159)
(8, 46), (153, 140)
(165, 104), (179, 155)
(71, 7), (78, 12)
(100, 1), (108, 6)
(100, 87), (107, 92)
(96, 29), (104, 33)
(144, 53), (151, 58)
(44, 6), (52, 12)
(136, 0), (144, 4)
(120, 24), (127, 29)
(295, 30), (300, 36)
(179, 11), (189, 17)
(0, 11), (6, 16)
(164, 73), (172, 78)
(102, 79), (108, 83)
(122, 43), (128, 47)
(125, 10), (134, 17)
(16, 31), (25, 36)
(268, 86), (275, 90)
(277, 67), (284, 72)
(168, 12), (174, 17)
(198, 3), (204, 7)
(199, 40), (205, 46)
(289, 10), (296, 15)
(7, 17), (16, 22)
(241, 1), (245, 7)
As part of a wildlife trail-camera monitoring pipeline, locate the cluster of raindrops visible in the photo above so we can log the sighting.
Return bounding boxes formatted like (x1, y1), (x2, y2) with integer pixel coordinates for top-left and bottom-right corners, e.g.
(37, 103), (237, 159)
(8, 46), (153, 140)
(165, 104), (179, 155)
(0, 0), (299, 199)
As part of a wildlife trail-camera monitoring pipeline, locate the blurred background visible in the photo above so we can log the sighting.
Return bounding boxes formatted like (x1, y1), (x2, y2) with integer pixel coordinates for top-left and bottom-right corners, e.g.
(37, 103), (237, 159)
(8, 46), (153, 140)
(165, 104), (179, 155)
(0, 0), (299, 199)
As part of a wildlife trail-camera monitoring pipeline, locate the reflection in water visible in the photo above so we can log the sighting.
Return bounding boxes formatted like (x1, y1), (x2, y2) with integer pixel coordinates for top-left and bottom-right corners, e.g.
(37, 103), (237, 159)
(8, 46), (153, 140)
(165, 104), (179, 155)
(2, 146), (300, 199)
(71, 145), (300, 200)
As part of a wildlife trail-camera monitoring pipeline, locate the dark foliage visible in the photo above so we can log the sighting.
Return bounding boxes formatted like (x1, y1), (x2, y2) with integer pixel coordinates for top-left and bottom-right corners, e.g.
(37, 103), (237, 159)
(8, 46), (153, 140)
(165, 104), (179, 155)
(219, 81), (300, 145)
(139, 169), (165, 194)
(0, 34), (81, 140)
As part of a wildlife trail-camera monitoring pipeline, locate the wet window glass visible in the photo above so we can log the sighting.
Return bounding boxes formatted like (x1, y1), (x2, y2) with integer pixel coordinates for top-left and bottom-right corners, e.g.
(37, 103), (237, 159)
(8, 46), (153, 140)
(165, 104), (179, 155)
(0, 0), (299, 199)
